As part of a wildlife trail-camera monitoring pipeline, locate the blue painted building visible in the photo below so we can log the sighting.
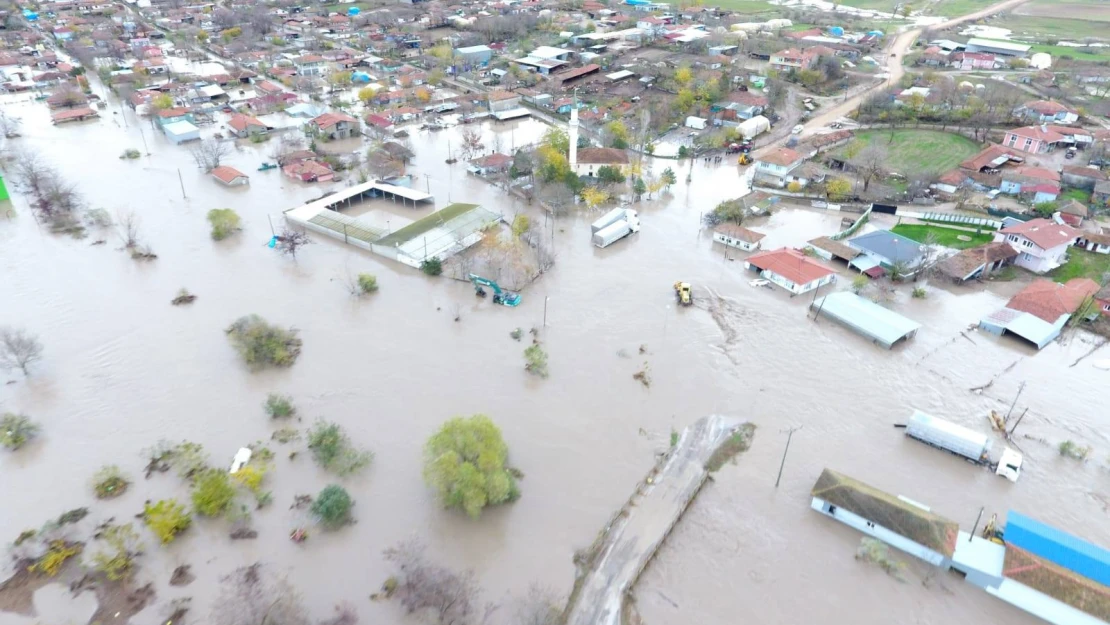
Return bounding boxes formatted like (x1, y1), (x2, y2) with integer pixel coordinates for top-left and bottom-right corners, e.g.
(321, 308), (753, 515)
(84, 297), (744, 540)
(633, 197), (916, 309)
(1004, 511), (1110, 588)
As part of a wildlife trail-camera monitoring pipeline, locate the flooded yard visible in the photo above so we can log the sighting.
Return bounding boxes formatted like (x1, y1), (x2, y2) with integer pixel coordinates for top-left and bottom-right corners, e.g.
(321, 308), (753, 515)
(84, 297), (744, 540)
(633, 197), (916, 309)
(1, 85), (1107, 625)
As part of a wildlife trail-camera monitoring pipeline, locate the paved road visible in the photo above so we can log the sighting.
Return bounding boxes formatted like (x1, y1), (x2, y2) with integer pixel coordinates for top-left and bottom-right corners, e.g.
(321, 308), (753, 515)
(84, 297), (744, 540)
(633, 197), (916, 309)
(799, 0), (1034, 138)
(564, 416), (749, 625)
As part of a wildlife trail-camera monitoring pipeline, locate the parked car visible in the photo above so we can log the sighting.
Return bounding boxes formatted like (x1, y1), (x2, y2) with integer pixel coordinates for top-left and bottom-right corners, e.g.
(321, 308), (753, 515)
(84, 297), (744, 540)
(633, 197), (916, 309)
(1066, 148), (1077, 159)
(791, 124), (804, 134)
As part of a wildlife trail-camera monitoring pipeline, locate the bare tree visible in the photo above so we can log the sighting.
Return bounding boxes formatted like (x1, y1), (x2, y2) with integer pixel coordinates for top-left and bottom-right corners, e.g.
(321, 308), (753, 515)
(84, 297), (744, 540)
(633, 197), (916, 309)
(50, 83), (86, 108)
(271, 132), (307, 165)
(852, 143), (888, 193)
(383, 540), (482, 625)
(459, 126), (484, 160)
(117, 210), (142, 249)
(212, 563), (310, 625)
(275, 227), (311, 260)
(12, 150), (53, 197)
(0, 111), (21, 138)
(511, 584), (561, 625)
(189, 138), (232, 171)
(0, 327), (43, 376)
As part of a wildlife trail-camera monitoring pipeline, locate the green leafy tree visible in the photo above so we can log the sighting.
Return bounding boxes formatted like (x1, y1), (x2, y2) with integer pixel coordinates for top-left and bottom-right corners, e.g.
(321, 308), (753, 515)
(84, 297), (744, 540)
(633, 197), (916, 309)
(191, 469), (237, 517)
(0, 413), (39, 450)
(511, 214), (531, 238)
(91, 523), (143, 581)
(151, 93), (174, 110)
(1034, 201), (1058, 217)
(206, 208), (241, 241)
(423, 415), (518, 518)
(92, 465), (130, 499)
(826, 178), (851, 202)
(633, 177), (647, 200)
(421, 257), (443, 276)
(143, 499), (192, 544)
(264, 393), (296, 418)
(605, 120), (630, 148)
(541, 127), (569, 154)
(674, 66), (693, 87)
(661, 167), (677, 189)
(225, 315), (302, 370)
(596, 165), (626, 185)
(311, 485), (354, 528)
(357, 273), (378, 294)
(307, 420), (373, 476)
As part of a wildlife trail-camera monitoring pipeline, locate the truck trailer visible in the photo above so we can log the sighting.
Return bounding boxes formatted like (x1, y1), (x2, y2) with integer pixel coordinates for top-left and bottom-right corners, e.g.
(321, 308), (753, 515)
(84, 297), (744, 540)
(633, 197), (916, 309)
(591, 209), (640, 248)
(904, 410), (1022, 482)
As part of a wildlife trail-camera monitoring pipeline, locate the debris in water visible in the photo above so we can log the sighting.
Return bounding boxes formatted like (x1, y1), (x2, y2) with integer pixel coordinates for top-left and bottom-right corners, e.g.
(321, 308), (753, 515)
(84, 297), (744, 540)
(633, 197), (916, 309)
(855, 537), (907, 582)
(169, 565), (195, 587)
(633, 363), (651, 388)
(171, 289), (197, 306)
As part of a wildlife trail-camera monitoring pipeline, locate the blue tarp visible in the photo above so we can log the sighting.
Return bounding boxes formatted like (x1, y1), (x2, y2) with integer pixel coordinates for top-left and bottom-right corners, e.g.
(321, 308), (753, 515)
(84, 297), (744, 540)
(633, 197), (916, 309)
(828, 26), (844, 36)
(347, 6), (359, 15)
(351, 72), (371, 83)
(1005, 511), (1110, 587)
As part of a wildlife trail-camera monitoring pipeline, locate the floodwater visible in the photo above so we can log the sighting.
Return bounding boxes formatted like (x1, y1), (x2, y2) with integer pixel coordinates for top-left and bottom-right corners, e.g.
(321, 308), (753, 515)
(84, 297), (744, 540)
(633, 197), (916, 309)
(1, 83), (1108, 625)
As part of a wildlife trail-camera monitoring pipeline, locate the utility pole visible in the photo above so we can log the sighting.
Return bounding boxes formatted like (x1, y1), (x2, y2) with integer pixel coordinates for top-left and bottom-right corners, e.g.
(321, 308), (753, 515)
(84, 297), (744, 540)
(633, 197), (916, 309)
(177, 168), (186, 199)
(138, 125), (149, 155)
(543, 296), (549, 327)
(1005, 381), (1026, 420)
(775, 426), (801, 488)
(1008, 408), (1029, 438)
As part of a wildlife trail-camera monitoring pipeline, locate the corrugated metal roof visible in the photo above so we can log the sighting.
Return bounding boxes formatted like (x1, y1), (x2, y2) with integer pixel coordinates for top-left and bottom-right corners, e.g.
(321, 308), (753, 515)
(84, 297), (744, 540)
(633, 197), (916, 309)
(811, 292), (921, 349)
(1005, 511), (1110, 587)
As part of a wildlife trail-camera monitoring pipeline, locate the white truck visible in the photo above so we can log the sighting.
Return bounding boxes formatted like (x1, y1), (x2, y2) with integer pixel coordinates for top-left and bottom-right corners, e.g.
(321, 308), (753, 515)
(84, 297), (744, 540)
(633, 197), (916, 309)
(904, 410), (1022, 482)
(591, 208), (640, 248)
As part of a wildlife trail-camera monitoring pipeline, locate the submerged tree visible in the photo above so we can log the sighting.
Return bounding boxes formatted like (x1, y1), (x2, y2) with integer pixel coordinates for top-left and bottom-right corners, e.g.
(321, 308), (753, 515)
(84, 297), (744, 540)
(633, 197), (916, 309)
(423, 415), (518, 518)
(274, 228), (311, 260)
(225, 315), (303, 370)
(212, 563), (310, 625)
(383, 540), (483, 625)
(0, 327), (43, 376)
(189, 138), (231, 172)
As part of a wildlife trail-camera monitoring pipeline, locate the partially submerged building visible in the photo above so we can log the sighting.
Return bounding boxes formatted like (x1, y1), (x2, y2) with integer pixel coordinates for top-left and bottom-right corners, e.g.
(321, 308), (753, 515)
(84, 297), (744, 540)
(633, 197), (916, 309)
(285, 183), (500, 269)
(744, 248), (836, 295)
(812, 470), (1110, 625)
(811, 292), (921, 348)
(979, 278), (1099, 349)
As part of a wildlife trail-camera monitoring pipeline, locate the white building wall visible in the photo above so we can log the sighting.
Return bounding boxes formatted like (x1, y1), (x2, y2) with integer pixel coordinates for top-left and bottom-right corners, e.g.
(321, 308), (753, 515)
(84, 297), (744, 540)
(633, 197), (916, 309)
(811, 497), (947, 566)
(713, 231), (759, 251)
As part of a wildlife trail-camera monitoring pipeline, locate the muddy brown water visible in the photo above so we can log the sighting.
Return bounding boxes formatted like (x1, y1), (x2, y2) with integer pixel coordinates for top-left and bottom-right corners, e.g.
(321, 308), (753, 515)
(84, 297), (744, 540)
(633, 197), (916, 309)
(1, 88), (1107, 625)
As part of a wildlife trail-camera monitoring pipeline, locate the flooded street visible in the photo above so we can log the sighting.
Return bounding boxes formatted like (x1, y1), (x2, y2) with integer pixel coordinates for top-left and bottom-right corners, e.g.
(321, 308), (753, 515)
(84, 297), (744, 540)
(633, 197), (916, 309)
(1, 88), (1107, 625)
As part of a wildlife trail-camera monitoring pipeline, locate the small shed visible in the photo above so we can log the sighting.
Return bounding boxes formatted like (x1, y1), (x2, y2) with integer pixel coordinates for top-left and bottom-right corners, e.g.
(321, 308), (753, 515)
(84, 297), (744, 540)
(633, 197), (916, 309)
(162, 120), (200, 144)
(685, 116), (707, 130)
(811, 292), (921, 348)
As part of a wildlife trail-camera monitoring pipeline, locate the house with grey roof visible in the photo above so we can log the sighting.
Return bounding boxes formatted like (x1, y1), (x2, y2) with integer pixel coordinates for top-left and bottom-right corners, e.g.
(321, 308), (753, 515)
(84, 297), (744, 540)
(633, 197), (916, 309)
(847, 230), (928, 277)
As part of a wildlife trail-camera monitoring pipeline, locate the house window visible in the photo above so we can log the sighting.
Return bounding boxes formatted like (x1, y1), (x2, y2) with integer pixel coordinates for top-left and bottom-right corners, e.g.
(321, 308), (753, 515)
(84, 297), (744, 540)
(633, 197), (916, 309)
(1023, 252), (1034, 261)
(1023, 239), (1033, 248)
(1008, 235), (1018, 244)
(1024, 138), (1032, 149)
(1006, 134), (1016, 146)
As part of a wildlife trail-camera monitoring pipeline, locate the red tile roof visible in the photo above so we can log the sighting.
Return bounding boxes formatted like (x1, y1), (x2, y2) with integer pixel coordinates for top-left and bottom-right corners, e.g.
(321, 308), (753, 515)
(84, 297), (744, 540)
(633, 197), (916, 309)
(747, 248), (836, 285)
(714, 224), (765, 243)
(210, 166), (247, 184)
(576, 147), (629, 165)
(1006, 125), (1065, 143)
(472, 153), (512, 168)
(759, 147), (804, 168)
(960, 144), (1021, 171)
(1023, 100), (1071, 115)
(157, 107), (190, 118)
(1008, 166), (1060, 182)
(1007, 279), (1099, 323)
(312, 112), (357, 128)
(228, 113), (266, 132)
(999, 218), (1078, 250)
(487, 90), (518, 102)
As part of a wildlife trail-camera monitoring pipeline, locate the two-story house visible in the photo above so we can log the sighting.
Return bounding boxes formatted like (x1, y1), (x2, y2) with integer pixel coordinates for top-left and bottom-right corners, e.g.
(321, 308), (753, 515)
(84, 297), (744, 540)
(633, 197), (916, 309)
(227, 113), (269, 139)
(753, 147), (805, 187)
(1013, 100), (1079, 125)
(1002, 125), (1091, 154)
(487, 90), (522, 113)
(293, 54), (326, 77)
(993, 218), (1078, 273)
(769, 46), (834, 72)
(308, 112), (359, 140)
(949, 52), (996, 70)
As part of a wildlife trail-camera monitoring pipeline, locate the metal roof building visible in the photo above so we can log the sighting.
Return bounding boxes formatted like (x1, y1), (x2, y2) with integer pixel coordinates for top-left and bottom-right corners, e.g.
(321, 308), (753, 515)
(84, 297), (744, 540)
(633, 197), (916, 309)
(812, 292), (921, 348)
(1005, 511), (1110, 588)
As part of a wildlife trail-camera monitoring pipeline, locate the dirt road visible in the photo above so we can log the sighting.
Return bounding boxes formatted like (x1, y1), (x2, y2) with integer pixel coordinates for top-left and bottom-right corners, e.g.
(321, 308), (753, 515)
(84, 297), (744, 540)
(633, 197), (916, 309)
(798, 0), (1033, 138)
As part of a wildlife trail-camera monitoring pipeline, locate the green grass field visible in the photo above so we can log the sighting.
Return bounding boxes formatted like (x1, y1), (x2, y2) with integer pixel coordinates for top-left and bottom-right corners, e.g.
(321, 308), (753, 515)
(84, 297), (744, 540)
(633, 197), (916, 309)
(1051, 249), (1110, 283)
(993, 16), (1110, 42)
(932, 0), (998, 16)
(1028, 43), (1108, 61)
(891, 224), (993, 249)
(836, 130), (981, 178)
(1061, 188), (1091, 204)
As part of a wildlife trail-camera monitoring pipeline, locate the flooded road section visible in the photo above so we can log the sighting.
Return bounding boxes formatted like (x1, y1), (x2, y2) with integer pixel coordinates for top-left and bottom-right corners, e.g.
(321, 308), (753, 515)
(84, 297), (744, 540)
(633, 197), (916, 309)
(1, 90), (1107, 625)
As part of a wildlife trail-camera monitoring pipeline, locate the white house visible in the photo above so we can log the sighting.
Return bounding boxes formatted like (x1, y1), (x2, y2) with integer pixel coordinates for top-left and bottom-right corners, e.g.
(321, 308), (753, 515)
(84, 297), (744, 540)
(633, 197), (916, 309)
(745, 248), (837, 294)
(810, 469), (956, 568)
(753, 147), (805, 187)
(713, 224), (765, 251)
(1076, 231), (1110, 255)
(992, 218), (1078, 273)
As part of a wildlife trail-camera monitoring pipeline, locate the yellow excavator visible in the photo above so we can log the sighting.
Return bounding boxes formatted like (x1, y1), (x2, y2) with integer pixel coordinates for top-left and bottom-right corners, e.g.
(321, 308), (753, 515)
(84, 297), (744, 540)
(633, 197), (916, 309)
(737, 154), (752, 165)
(674, 281), (692, 306)
(982, 514), (1005, 545)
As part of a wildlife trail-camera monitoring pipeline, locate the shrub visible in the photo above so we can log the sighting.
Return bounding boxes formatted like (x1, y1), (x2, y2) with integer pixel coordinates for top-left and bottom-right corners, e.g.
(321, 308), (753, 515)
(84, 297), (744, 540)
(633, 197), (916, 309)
(787, 181), (803, 193)
(92, 465), (130, 499)
(510, 328), (523, 341)
(851, 274), (869, 294)
(524, 344), (548, 378)
(311, 485), (354, 528)
(264, 393), (296, 419)
(911, 287), (927, 299)
(1059, 440), (1092, 461)
(91, 523), (142, 581)
(231, 465), (267, 493)
(423, 415), (518, 518)
(29, 540), (83, 577)
(119, 149), (141, 160)
(226, 315), (303, 370)
(143, 499), (192, 544)
(191, 469), (237, 517)
(1, 413), (39, 450)
(357, 273), (378, 294)
(420, 257), (443, 276)
(307, 420), (373, 476)
(207, 208), (242, 241)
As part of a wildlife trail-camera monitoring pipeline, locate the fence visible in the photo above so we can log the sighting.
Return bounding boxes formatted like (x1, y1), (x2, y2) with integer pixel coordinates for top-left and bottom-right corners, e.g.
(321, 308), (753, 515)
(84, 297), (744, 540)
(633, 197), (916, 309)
(831, 204), (873, 241)
(899, 210), (1002, 229)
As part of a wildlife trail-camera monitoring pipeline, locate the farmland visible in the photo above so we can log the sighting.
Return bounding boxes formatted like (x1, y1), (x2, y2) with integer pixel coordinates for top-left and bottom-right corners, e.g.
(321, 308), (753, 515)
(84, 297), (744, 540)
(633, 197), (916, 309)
(834, 130), (982, 178)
